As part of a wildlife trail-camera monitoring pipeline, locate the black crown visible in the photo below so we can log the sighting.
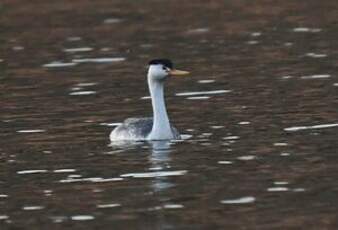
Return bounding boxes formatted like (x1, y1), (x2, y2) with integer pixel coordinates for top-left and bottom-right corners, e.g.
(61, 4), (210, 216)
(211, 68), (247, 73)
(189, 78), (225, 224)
(148, 59), (173, 69)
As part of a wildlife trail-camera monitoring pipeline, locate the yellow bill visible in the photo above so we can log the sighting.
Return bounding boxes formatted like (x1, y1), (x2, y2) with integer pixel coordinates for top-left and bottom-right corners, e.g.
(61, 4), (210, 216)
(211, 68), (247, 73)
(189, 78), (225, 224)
(169, 69), (190, 76)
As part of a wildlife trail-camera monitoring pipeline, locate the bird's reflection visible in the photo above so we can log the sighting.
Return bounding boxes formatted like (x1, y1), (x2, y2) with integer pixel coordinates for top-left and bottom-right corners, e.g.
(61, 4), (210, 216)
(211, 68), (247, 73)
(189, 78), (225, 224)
(148, 140), (171, 162)
(148, 140), (174, 192)
(109, 140), (175, 192)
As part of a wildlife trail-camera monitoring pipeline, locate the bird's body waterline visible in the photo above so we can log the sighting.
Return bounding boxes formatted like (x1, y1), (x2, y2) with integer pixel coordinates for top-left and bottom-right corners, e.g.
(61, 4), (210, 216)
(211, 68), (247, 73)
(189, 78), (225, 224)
(110, 59), (189, 141)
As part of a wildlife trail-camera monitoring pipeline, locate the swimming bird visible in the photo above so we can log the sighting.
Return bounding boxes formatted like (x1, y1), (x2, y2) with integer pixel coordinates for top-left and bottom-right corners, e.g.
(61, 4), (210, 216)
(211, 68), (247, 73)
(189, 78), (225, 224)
(110, 59), (190, 141)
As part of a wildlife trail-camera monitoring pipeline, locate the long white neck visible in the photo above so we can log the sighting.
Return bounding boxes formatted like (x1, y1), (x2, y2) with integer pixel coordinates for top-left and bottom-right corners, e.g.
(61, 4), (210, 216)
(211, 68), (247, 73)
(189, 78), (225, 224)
(147, 77), (173, 140)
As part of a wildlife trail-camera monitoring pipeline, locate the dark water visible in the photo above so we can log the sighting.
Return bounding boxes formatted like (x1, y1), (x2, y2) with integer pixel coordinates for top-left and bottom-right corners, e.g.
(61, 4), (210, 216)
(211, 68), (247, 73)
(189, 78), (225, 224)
(1, 0), (338, 229)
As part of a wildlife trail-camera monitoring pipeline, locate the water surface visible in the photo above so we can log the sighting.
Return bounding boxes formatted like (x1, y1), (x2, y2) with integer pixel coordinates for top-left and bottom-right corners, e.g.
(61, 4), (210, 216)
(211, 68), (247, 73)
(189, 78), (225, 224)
(1, 0), (338, 229)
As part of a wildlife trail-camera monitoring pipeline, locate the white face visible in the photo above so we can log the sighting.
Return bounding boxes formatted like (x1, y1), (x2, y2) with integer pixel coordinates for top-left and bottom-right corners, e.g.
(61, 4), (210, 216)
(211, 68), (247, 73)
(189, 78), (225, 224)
(148, 64), (170, 81)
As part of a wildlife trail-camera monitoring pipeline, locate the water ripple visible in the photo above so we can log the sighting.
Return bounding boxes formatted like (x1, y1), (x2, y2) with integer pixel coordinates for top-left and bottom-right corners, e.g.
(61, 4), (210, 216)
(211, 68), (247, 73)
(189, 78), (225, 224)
(163, 204), (184, 209)
(72, 57), (125, 63)
(120, 170), (187, 178)
(22, 206), (45, 211)
(221, 196), (255, 204)
(198, 79), (215, 84)
(293, 27), (321, 33)
(71, 215), (95, 221)
(186, 96), (210, 100)
(267, 187), (289, 192)
(59, 177), (123, 183)
(17, 169), (48, 175)
(17, 129), (45, 133)
(69, 91), (96, 96)
(97, 203), (121, 209)
(63, 47), (93, 53)
(0, 215), (9, 220)
(176, 90), (231, 96)
(284, 123), (338, 132)
(43, 62), (77, 68)
(301, 74), (330, 79)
